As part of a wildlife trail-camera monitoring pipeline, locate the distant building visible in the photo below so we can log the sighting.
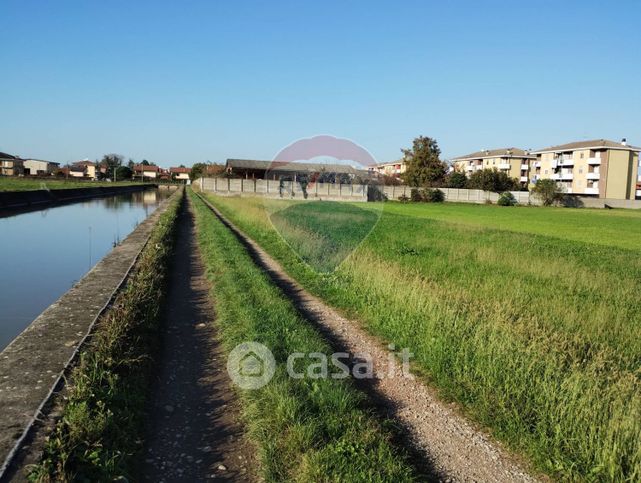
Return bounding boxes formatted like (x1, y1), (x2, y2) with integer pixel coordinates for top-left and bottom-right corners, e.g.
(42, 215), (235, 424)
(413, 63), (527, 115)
(70, 160), (97, 179)
(375, 160), (406, 178)
(530, 139), (640, 199)
(225, 159), (368, 182)
(134, 164), (160, 179)
(23, 159), (60, 176)
(170, 166), (191, 181)
(451, 148), (534, 187)
(0, 152), (24, 176)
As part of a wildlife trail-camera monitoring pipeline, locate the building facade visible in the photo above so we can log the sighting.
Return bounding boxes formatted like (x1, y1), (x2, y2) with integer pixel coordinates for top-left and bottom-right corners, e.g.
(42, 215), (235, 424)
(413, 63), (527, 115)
(23, 159), (60, 176)
(0, 152), (24, 176)
(451, 148), (534, 187)
(530, 139), (640, 199)
(169, 166), (191, 181)
(375, 160), (406, 178)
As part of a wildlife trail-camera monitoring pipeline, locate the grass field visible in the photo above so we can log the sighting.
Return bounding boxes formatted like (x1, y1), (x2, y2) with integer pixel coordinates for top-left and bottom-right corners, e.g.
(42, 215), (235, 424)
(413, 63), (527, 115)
(190, 192), (416, 481)
(0, 177), (147, 192)
(203, 194), (641, 482)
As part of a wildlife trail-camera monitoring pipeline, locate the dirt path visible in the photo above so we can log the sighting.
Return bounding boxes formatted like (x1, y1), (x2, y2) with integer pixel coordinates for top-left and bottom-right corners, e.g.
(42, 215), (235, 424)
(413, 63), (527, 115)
(197, 193), (539, 483)
(141, 197), (256, 482)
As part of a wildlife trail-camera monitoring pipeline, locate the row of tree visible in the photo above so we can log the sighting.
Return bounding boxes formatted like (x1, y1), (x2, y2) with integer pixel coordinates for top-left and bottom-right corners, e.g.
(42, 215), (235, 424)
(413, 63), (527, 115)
(399, 136), (526, 192)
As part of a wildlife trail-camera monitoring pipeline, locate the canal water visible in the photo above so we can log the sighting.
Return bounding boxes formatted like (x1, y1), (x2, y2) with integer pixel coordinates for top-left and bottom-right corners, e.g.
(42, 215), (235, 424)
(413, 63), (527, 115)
(0, 189), (172, 351)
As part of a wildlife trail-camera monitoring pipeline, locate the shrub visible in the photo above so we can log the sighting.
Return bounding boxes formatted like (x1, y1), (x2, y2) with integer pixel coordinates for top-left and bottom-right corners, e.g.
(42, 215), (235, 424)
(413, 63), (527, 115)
(410, 188), (423, 202)
(446, 171), (467, 188)
(398, 194), (410, 203)
(497, 192), (517, 206)
(532, 179), (565, 206)
(422, 188), (445, 203)
(468, 168), (519, 192)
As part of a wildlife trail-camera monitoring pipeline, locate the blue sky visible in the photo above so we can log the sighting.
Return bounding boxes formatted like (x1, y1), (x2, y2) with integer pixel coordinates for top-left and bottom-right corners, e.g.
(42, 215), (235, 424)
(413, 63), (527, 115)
(1, 0), (640, 167)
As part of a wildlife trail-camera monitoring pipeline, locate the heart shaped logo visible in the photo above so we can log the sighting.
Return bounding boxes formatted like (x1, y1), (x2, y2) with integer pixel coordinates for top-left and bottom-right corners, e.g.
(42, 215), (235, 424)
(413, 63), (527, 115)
(261, 135), (385, 273)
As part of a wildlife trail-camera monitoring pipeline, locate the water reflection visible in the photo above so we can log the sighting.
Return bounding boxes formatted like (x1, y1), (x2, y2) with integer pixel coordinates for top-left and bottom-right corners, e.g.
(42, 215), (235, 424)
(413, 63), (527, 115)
(0, 188), (172, 350)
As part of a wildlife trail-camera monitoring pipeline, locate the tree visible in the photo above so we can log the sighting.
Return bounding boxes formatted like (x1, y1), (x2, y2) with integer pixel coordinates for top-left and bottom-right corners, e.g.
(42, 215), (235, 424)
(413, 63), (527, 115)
(100, 154), (124, 179)
(141, 159), (150, 166)
(115, 165), (133, 180)
(531, 178), (565, 206)
(446, 171), (467, 188)
(401, 136), (447, 187)
(467, 168), (518, 192)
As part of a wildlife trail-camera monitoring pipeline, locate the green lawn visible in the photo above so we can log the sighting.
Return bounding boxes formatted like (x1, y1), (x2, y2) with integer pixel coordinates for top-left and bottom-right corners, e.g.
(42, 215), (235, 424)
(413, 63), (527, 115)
(204, 194), (641, 482)
(0, 177), (148, 192)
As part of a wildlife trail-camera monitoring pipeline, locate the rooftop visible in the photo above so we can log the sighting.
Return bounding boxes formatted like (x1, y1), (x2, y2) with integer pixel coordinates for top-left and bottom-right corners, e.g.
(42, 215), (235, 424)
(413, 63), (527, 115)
(531, 139), (641, 154)
(451, 148), (534, 161)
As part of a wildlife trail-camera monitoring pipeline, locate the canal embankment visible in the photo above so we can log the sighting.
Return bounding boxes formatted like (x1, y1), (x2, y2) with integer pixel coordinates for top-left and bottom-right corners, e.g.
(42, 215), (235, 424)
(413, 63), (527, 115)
(0, 183), (166, 212)
(0, 188), (182, 481)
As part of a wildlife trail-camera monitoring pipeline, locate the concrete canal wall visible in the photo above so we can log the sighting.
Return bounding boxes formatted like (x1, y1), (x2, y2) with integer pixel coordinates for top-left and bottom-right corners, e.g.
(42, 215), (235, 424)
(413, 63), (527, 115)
(0, 184), (160, 211)
(0, 190), (180, 477)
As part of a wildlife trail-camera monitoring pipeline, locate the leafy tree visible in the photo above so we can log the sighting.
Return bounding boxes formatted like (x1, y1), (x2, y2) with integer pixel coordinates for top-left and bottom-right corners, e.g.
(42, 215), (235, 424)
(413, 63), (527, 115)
(401, 136), (447, 187)
(531, 178), (565, 206)
(141, 159), (150, 166)
(100, 154), (124, 179)
(467, 168), (518, 192)
(115, 165), (132, 181)
(446, 171), (467, 188)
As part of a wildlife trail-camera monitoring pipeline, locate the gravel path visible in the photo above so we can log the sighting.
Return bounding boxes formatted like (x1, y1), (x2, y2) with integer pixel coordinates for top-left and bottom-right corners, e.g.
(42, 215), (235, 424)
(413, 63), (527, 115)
(197, 193), (539, 483)
(141, 197), (256, 482)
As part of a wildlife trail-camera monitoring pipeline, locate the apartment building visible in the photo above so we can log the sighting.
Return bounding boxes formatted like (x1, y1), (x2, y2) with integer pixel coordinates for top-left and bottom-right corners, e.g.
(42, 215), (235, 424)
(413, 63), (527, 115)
(0, 152), (24, 176)
(451, 148), (534, 186)
(375, 160), (406, 178)
(530, 139), (640, 199)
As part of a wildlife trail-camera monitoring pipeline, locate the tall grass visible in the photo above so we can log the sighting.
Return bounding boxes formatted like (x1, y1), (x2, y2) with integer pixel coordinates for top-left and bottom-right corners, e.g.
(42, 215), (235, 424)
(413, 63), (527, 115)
(205, 194), (641, 481)
(190, 192), (416, 482)
(30, 190), (182, 481)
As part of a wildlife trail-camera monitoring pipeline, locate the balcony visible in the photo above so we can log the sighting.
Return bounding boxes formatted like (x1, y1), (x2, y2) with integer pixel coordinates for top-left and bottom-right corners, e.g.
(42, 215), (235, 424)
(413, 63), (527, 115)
(586, 172), (600, 180)
(520, 176), (528, 183)
(587, 157), (601, 165)
(466, 165), (474, 171)
(534, 161), (541, 168)
(498, 163), (511, 170)
(584, 188), (599, 195)
(520, 164), (529, 170)
(558, 159), (574, 167)
(552, 173), (574, 181)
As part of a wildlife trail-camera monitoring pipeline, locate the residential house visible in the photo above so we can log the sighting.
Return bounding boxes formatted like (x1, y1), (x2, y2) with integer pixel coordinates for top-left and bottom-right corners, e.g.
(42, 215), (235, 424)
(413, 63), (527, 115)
(70, 160), (97, 179)
(451, 148), (534, 187)
(170, 166), (191, 182)
(0, 152), (24, 176)
(375, 160), (406, 178)
(530, 139), (640, 199)
(134, 164), (160, 180)
(23, 159), (60, 176)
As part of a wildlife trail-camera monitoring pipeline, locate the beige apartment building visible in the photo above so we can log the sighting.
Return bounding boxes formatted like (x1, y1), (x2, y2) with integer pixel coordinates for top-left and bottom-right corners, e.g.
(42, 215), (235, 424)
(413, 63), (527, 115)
(452, 148), (534, 186)
(375, 160), (406, 178)
(530, 139), (640, 199)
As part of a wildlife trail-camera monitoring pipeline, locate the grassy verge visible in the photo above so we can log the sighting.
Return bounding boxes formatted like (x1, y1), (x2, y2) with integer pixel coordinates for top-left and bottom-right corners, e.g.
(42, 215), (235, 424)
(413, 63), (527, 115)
(203, 194), (641, 481)
(190, 191), (416, 482)
(0, 177), (153, 192)
(29, 190), (182, 481)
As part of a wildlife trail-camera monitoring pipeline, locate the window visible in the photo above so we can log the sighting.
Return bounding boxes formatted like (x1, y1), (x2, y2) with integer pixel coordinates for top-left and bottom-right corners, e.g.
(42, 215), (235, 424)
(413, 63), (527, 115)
(544, 169), (548, 174)
(580, 153), (584, 159)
